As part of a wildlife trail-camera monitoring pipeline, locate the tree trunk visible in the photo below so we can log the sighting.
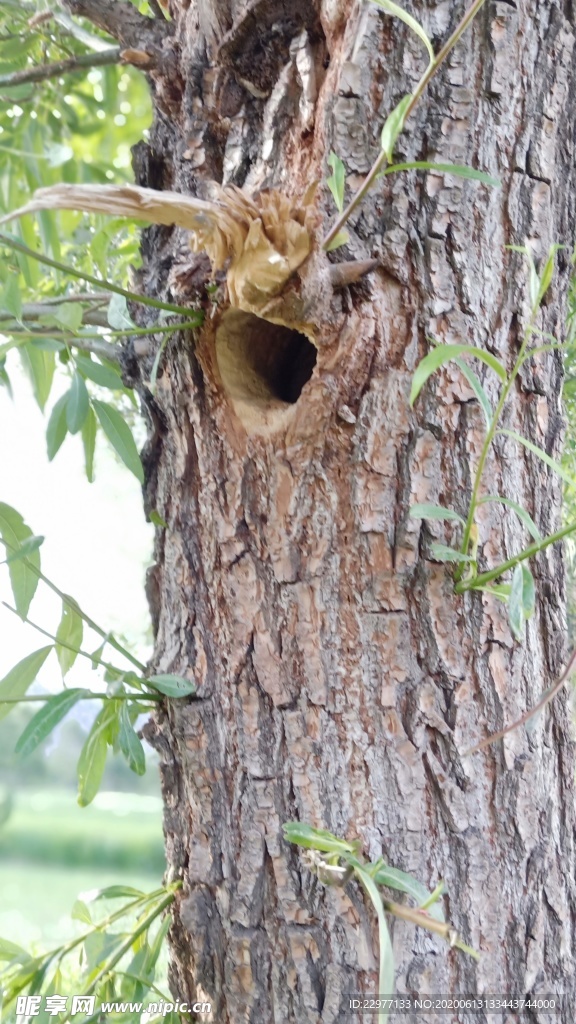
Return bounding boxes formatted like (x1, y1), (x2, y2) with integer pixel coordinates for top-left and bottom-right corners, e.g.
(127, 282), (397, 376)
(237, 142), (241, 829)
(116, 0), (576, 1019)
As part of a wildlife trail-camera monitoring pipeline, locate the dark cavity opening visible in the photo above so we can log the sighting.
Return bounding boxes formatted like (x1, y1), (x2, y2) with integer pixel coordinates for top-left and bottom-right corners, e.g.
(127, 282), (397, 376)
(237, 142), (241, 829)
(215, 309), (317, 410)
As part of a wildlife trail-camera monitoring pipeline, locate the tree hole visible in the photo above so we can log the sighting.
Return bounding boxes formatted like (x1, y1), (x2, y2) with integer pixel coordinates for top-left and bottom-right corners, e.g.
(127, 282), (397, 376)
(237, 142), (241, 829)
(215, 309), (317, 431)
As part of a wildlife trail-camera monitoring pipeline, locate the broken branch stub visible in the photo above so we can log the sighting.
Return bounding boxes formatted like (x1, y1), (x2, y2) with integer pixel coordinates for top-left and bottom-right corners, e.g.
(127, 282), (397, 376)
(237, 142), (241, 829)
(0, 183), (316, 317)
(0, 182), (377, 324)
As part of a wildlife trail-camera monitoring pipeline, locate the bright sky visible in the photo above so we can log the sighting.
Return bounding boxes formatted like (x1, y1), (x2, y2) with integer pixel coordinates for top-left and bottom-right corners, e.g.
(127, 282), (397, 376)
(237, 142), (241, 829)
(0, 364), (153, 695)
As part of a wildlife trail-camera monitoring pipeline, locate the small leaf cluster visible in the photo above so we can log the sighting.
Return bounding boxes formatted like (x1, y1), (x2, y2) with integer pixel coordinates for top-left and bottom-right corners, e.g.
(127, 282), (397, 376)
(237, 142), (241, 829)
(410, 246), (573, 641)
(0, 275), (202, 484)
(0, 0), (153, 433)
(0, 882), (182, 1024)
(283, 823), (477, 1024)
(0, 501), (195, 806)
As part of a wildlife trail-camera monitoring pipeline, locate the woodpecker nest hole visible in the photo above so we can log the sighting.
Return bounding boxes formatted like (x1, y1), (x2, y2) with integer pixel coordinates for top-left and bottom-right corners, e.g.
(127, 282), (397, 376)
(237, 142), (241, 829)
(215, 309), (317, 431)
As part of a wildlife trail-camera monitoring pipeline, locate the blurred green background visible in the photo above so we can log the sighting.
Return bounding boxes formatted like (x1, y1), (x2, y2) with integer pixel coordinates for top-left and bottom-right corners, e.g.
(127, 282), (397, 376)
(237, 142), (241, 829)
(0, 707), (165, 948)
(0, 0), (163, 968)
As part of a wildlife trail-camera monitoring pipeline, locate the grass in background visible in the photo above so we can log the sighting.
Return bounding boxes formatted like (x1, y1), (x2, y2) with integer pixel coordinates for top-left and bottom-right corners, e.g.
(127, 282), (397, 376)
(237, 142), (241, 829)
(0, 861), (162, 948)
(0, 787), (166, 965)
(0, 788), (164, 873)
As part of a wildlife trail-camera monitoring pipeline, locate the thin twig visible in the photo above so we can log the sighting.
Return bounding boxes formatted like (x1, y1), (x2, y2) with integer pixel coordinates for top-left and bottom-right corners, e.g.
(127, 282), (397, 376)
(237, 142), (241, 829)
(463, 648), (576, 756)
(0, 537), (146, 672)
(0, 232), (198, 317)
(1, 600), (151, 685)
(455, 519), (576, 594)
(322, 0), (487, 249)
(382, 899), (479, 958)
(0, 331), (120, 362)
(0, 47), (121, 89)
(0, 692), (158, 703)
(0, 298), (110, 328)
(146, 0), (168, 20)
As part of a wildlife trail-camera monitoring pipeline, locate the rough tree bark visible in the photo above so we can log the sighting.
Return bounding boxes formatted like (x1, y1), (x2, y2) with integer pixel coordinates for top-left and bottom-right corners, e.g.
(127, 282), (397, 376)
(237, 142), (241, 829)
(72, 0), (576, 1020)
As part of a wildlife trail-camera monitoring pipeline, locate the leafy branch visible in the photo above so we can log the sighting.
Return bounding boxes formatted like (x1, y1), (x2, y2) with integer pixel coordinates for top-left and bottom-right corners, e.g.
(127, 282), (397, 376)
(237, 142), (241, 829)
(0, 504), (195, 803)
(323, 0), (488, 249)
(0, 525), (145, 671)
(0, 883), (183, 1023)
(1, 599), (154, 685)
(0, 45), (121, 89)
(0, 232), (200, 318)
(409, 246), (576, 750)
(283, 823), (478, 1024)
(409, 245), (574, 640)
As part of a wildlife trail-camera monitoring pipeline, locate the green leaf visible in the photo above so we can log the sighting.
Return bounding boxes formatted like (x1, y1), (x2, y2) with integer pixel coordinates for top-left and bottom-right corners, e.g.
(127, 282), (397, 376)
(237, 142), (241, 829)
(77, 703), (116, 807)
(5, 534), (44, 563)
(354, 863), (395, 1024)
(508, 564), (525, 640)
(121, 947), (150, 1001)
(84, 930), (126, 973)
(324, 229), (350, 252)
(0, 274), (22, 321)
(498, 429), (576, 490)
(380, 93), (413, 162)
(71, 899), (92, 925)
(410, 344), (507, 406)
(88, 885), (145, 902)
(15, 688), (85, 757)
(108, 293), (136, 330)
(370, 0), (434, 64)
(89, 638), (108, 669)
(508, 564), (535, 641)
(66, 372), (90, 434)
(92, 399), (144, 483)
(146, 674), (196, 698)
(372, 864), (444, 922)
(119, 704), (146, 775)
(0, 936), (29, 962)
(149, 510), (167, 528)
(429, 542), (474, 564)
(521, 564), (535, 618)
(383, 161), (500, 188)
(478, 496), (542, 542)
(75, 354), (124, 390)
(55, 600), (84, 676)
(20, 344), (55, 411)
(327, 152), (346, 212)
(409, 504), (465, 525)
(144, 914), (170, 973)
(30, 338), (65, 353)
(41, 302), (83, 332)
(0, 502), (41, 618)
(536, 245), (563, 308)
(282, 822), (358, 855)
(82, 406), (97, 483)
(479, 584), (511, 603)
(453, 357), (493, 428)
(46, 392), (70, 460)
(0, 647), (53, 722)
